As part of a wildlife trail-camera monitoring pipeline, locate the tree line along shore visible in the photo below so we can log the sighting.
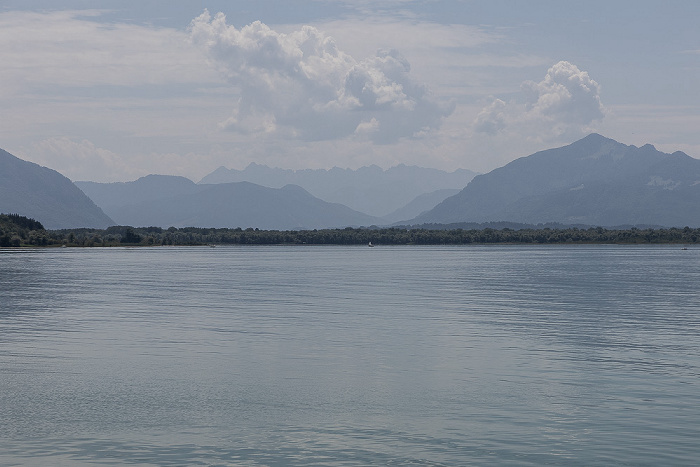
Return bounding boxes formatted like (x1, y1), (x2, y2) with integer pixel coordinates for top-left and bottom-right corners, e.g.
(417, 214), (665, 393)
(2, 214), (700, 247)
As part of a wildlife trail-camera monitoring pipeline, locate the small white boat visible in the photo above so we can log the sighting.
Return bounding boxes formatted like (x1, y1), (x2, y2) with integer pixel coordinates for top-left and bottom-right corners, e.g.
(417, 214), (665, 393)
(368, 242), (374, 247)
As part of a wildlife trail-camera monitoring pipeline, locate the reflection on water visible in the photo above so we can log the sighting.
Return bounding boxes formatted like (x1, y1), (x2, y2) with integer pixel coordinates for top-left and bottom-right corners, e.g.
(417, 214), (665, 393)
(1, 245), (699, 465)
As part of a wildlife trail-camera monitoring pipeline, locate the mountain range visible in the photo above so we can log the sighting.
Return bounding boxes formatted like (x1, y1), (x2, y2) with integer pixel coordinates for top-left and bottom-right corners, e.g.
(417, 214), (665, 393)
(3, 134), (700, 231)
(383, 188), (461, 224)
(414, 133), (700, 227)
(76, 176), (383, 230)
(0, 148), (113, 229)
(199, 163), (478, 218)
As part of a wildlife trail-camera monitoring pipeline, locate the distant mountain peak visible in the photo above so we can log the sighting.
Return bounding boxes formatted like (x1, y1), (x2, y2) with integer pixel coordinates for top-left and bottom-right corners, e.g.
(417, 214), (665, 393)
(672, 151), (691, 159)
(75, 178), (382, 229)
(413, 134), (700, 228)
(572, 132), (623, 148)
(197, 163), (478, 217)
(580, 132), (608, 141)
(136, 174), (195, 183)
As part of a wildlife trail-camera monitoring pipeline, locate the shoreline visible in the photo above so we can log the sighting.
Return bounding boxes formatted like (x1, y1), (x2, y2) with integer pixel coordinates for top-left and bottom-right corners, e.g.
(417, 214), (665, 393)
(2, 225), (699, 248)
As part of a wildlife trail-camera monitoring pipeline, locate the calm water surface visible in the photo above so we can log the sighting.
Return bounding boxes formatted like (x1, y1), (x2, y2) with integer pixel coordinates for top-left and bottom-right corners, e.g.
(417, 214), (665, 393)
(1, 245), (699, 465)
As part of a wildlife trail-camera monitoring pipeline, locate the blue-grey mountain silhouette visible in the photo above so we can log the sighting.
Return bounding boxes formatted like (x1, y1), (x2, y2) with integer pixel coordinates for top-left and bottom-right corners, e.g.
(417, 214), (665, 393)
(413, 134), (700, 227)
(0, 148), (113, 229)
(384, 188), (460, 224)
(76, 176), (382, 229)
(199, 163), (477, 218)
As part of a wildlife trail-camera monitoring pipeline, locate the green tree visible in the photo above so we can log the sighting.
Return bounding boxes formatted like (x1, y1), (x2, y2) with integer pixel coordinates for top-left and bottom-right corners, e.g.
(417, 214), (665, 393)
(121, 227), (142, 244)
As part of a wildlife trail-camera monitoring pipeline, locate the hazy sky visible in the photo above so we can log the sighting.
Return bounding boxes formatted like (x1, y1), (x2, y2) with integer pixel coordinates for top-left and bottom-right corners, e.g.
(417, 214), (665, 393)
(1, 1), (698, 182)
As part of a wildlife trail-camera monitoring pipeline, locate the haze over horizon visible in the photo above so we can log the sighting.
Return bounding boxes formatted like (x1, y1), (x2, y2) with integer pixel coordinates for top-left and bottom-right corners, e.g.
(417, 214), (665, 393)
(1, 1), (698, 183)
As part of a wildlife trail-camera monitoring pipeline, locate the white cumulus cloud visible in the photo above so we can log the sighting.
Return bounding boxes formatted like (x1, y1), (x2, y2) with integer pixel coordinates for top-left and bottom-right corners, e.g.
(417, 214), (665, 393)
(473, 98), (507, 135)
(474, 61), (605, 141)
(521, 61), (605, 126)
(188, 10), (453, 144)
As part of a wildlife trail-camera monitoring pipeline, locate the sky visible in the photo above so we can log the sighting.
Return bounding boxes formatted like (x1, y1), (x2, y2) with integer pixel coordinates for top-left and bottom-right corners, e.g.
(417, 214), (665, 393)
(1, 0), (698, 182)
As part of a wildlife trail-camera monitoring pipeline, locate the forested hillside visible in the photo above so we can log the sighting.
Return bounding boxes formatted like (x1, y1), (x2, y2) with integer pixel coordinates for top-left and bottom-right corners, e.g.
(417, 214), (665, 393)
(0, 213), (48, 246)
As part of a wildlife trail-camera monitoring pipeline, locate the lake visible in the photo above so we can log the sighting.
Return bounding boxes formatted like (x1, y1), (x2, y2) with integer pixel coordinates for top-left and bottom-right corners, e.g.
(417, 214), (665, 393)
(1, 245), (699, 465)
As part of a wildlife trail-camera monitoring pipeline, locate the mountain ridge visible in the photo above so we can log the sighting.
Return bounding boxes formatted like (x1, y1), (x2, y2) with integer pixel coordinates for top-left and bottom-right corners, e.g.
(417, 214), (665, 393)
(77, 177), (383, 229)
(8, 134), (699, 231)
(413, 134), (700, 227)
(0, 148), (114, 229)
(198, 163), (478, 217)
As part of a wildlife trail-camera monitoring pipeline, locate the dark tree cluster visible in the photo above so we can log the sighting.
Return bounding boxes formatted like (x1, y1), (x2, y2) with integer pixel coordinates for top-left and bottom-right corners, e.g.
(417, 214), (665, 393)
(0, 213), (48, 247)
(2, 210), (699, 248)
(2, 223), (696, 248)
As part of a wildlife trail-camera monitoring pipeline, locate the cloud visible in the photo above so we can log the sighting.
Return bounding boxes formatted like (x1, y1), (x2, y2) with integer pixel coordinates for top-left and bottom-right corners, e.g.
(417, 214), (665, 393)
(474, 61), (605, 141)
(0, 9), (217, 94)
(473, 98), (506, 135)
(521, 61), (605, 126)
(188, 10), (453, 143)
